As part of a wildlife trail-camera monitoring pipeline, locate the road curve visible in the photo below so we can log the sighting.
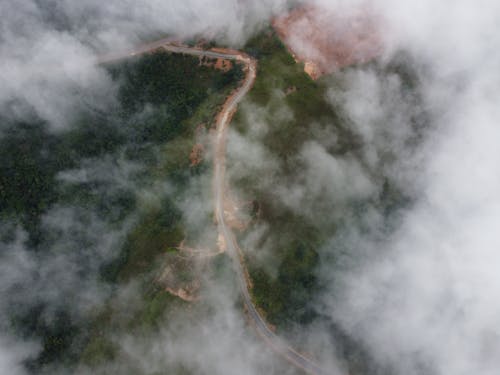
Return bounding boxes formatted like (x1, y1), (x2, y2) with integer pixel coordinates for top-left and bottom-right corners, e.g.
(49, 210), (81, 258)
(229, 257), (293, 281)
(163, 44), (330, 375)
(102, 39), (330, 375)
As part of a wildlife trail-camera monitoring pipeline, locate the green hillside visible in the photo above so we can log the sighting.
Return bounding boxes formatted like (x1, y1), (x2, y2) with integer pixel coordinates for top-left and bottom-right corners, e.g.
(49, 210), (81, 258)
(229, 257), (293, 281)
(0, 50), (242, 373)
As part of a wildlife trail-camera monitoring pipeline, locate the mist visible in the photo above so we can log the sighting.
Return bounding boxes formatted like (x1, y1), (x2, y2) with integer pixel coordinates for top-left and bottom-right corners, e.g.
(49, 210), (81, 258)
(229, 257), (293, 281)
(311, 1), (500, 375)
(0, 0), (289, 130)
(2, 0), (500, 374)
(223, 1), (500, 374)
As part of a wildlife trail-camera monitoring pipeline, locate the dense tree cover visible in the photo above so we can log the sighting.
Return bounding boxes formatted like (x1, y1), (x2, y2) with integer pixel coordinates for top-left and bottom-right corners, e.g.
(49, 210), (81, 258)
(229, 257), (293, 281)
(1, 51), (242, 233)
(238, 31), (422, 324)
(250, 239), (319, 325)
(110, 52), (242, 143)
(0, 32), (423, 374)
(0, 121), (64, 242)
(234, 31), (425, 374)
(0, 50), (242, 373)
(236, 31), (344, 329)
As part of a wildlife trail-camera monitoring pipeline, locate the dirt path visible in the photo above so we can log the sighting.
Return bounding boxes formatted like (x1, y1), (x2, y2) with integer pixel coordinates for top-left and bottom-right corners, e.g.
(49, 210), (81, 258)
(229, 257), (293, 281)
(101, 39), (331, 375)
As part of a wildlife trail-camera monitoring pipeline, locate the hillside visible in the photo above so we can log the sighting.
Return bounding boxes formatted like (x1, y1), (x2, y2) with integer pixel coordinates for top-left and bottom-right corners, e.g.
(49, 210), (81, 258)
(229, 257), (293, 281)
(0, 49), (243, 373)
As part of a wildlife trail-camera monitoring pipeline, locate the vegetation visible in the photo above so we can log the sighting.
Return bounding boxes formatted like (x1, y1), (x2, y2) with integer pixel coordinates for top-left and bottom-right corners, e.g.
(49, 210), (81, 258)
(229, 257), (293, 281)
(232, 31), (345, 330)
(0, 50), (242, 373)
(1, 29), (426, 375)
(233, 30), (422, 327)
(80, 284), (188, 368)
(102, 198), (184, 283)
(233, 30), (426, 375)
(78, 53), (243, 371)
(250, 239), (319, 325)
(240, 30), (358, 157)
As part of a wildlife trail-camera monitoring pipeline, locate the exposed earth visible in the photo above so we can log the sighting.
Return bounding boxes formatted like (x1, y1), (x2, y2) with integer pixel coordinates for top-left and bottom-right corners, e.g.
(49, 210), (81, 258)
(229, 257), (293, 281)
(273, 4), (383, 79)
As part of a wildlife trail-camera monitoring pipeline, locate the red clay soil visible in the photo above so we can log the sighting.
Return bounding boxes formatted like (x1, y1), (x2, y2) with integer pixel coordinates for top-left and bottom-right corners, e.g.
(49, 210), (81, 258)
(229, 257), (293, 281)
(189, 143), (204, 166)
(215, 58), (232, 71)
(199, 56), (233, 72)
(273, 4), (384, 79)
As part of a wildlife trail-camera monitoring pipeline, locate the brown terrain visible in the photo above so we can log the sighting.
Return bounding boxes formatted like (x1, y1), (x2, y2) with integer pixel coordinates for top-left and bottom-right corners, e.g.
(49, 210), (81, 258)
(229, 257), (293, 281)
(189, 123), (209, 167)
(189, 142), (204, 167)
(157, 240), (225, 302)
(157, 253), (201, 302)
(273, 4), (384, 79)
(223, 193), (253, 232)
(199, 55), (233, 72)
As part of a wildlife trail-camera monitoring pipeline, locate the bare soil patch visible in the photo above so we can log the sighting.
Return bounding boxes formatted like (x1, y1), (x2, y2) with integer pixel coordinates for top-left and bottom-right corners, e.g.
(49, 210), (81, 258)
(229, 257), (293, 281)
(199, 56), (233, 72)
(273, 4), (384, 79)
(189, 143), (204, 166)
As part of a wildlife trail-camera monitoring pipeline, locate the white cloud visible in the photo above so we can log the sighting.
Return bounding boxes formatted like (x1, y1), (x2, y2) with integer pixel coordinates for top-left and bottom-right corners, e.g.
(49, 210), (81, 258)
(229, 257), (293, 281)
(3, 0), (500, 374)
(314, 1), (500, 374)
(0, 0), (289, 129)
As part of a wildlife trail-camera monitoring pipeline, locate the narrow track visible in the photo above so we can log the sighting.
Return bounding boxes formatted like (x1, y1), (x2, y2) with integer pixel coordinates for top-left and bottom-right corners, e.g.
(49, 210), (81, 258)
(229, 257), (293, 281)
(102, 39), (331, 375)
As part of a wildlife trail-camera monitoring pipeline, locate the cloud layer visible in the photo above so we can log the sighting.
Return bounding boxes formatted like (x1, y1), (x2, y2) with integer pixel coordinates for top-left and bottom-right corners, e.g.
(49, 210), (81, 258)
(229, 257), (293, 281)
(3, 0), (500, 374)
(0, 0), (288, 129)
(310, 1), (500, 375)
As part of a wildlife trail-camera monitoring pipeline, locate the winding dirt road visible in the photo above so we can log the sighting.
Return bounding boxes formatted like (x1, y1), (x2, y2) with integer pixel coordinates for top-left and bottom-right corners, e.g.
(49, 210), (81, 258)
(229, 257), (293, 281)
(205, 49), (330, 375)
(102, 39), (330, 375)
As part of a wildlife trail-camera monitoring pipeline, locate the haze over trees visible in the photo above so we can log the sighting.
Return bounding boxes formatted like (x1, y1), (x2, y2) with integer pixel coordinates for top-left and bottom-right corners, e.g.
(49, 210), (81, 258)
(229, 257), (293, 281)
(1, 1), (500, 375)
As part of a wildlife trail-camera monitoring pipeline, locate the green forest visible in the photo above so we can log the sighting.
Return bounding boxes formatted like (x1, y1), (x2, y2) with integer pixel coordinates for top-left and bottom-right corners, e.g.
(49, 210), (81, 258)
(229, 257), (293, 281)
(0, 30), (425, 375)
(0, 50), (242, 373)
(231, 30), (425, 375)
